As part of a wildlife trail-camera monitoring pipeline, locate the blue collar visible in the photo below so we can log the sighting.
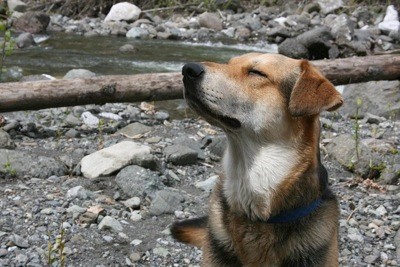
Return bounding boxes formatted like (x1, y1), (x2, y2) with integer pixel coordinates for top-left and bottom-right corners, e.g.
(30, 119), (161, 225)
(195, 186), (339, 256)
(266, 198), (323, 224)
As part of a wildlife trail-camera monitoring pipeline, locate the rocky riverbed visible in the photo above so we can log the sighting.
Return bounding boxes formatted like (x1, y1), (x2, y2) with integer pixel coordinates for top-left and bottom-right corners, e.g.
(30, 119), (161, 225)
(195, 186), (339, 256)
(0, 0), (400, 266)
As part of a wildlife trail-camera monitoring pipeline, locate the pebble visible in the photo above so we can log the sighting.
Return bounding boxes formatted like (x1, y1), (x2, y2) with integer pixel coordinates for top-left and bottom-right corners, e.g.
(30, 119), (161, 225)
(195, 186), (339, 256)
(122, 197), (141, 209)
(98, 216), (123, 232)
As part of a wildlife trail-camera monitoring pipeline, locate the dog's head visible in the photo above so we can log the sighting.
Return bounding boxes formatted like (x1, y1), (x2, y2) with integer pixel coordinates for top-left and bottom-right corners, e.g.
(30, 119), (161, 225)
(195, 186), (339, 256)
(182, 53), (343, 136)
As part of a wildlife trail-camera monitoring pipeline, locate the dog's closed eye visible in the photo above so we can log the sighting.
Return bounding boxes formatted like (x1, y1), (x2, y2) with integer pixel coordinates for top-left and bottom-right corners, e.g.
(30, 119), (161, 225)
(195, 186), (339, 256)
(248, 69), (268, 78)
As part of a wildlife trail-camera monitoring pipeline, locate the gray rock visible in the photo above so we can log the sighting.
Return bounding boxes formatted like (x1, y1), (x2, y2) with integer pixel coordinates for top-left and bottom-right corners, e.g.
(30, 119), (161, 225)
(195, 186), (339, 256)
(19, 74), (54, 82)
(7, 0), (27, 12)
(347, 227), (364, 243)
(207, 136), (227, 158)
(81, 141), (151, 178)
(330, 14), (354, 44)
(67, 186), (89, 200)
(278, 38), (309, 59)
(0, 129), (14, 149)
(123, 197), (141, 209)
(325, 134), (372, 177)
(174, 136), (204, 159)
(149, 189), (185, 215)
(364, 253), (379, 264)
(8, 234), (29, 248)
(303, 2), (320, 13)
(0, 149), (67, 178)
(115, 165), (160, 198)
(126, 27), (148, 39)
(154, 111), (169, 121)
(104, 2), (141, 22)
(164, 145), (198, 165)
(13, 12), (50, 33)
(119, 44), (136, 53)
(395, 228), (400, 260)
(378, 5), (400, 34)
(118, 122), (152, 138)
(198, 12), (223, 30)
(80, 111), (99, 127)
(65, 128), (80, 138)
(381, 163), (400, 185)
(153, 247), (169, 257)
(98, 216), (123, 232)
(16, 32), (36, 48)
(195, 175), (218, 192)
(15, 253), (28, 265)
(63, 69), (96, 79)
(317, 0), (343, 14)
(341, 80), (400, 120)
(0, 248), (7, 257)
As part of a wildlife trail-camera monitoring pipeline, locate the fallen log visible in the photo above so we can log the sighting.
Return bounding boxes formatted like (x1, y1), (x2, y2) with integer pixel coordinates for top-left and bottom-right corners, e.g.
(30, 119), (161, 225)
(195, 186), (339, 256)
(0, 54), (399, 113)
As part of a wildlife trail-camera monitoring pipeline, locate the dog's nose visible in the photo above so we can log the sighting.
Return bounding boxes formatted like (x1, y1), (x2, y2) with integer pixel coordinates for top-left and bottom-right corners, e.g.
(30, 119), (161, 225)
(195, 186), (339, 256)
(182, 63), (205, 79)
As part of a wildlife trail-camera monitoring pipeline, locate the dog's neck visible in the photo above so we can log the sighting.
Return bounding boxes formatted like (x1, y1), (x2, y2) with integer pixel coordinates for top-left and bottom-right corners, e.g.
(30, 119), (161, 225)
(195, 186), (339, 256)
(222, 120), (321, 221)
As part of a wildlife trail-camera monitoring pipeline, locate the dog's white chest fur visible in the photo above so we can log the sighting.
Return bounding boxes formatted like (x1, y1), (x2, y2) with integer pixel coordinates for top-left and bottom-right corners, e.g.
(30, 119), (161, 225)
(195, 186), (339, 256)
(223, 139), (297, 219)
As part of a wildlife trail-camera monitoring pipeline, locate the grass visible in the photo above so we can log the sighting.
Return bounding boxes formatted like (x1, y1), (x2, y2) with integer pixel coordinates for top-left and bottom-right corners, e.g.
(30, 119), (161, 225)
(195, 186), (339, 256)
(47, 226), (67, 267)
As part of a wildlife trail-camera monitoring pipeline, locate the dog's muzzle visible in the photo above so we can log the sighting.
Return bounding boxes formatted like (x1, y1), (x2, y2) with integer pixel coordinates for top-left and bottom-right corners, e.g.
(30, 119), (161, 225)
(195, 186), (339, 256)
(182, 63), (204, 96)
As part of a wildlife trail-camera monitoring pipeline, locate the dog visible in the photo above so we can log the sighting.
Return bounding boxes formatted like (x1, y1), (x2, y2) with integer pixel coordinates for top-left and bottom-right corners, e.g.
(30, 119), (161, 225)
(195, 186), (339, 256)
(171, 53), (343, 266)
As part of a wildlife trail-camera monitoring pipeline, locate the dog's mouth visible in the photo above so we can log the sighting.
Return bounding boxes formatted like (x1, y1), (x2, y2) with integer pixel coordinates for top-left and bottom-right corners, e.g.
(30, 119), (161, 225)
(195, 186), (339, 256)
(184, 85), (241, 130)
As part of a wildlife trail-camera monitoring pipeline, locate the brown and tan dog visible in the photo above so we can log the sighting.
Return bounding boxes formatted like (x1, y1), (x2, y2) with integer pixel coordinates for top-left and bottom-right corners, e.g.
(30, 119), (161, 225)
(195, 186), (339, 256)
(171, 53), (343, 266)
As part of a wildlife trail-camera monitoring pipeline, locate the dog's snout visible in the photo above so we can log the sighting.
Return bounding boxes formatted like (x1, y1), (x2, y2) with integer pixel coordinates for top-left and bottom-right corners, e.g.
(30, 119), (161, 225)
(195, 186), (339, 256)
(182, 63), (205, 79)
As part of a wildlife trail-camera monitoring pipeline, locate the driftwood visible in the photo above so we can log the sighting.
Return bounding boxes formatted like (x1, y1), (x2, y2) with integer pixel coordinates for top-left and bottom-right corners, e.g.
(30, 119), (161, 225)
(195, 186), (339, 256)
(0, 54), (399, 113)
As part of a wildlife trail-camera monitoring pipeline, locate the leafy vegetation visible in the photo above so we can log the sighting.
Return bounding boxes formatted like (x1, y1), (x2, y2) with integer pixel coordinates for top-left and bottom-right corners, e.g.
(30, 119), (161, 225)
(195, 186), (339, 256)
(0, 11), (15, 81)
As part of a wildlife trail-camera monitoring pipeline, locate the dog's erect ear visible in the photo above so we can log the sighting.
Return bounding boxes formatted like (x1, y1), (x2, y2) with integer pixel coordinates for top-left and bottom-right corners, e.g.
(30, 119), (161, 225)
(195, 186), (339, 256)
(288, 61), (343, 117)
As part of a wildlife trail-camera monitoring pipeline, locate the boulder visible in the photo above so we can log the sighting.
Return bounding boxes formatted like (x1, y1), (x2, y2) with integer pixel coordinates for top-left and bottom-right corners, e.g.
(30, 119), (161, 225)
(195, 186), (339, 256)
(63, 69), (96, 79)
(0, 149), (67, 178)
(340, 80), (400, 120)
(378, 5), (400, 34)
(7, 0), (27, 13)
(278, 38), (309, 59)
(104, 2), (141, 22)
(13, 12), (50, 34)
(330, 14), (354, 43)
(164, 145), (198, 165)
(115, 165), (161, 198)
(126, 27), (148, 39)
(16, 32), (36, 48)
(317, 0), (343, 14)
(198, 12), (223, 30)
(149, 189), (185, 216)
(80, 141), (151, 178)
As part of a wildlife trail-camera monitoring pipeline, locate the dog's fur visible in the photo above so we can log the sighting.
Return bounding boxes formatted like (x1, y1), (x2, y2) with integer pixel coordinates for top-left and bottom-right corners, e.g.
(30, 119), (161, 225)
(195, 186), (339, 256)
(171, 53), (343, 266)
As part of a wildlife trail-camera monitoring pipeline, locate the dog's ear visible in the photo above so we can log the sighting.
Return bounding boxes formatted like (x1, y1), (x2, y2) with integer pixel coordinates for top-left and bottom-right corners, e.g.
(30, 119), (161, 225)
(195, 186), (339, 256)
(288, 60), (343, 117)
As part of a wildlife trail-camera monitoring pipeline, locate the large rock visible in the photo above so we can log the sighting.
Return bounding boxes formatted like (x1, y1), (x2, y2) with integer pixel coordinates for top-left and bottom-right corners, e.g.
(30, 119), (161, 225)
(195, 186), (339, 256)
(98, 216), (123, 232)
(279, 26), (333, 59)
(13, 12), (50, 34)
(340, 80), (400, 120)
(115, 165), (161, 198)
(63, 69), (96, 79)
(330, 14), (354, 43)
(104, 2), (141, 22)
(378, 5), (400, 34)
(7, 0), (27, 12)
(0, 149), (67, 178)
(16, 32), (36, 48)
(80, 141), (151, 178)
(149, 189), (185, 215)
(317, 0), (343, 14)
(164, 145), (198, 165)
(198, 12), (223, 30)
(0, 129), (14, 149)
(126, 27), (148, 39)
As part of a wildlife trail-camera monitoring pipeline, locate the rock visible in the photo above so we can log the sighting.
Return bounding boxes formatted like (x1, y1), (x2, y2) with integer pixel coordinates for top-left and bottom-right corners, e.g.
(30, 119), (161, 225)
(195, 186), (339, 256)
(130, 211), (142, 222)
(381, 164), (400, 185)
(0, 129), (14, 149)
(154, 111), (169, 121)
(115, 165), (160, 197)
(153, 247), (169, 257)
(123, 197), (141, 209)
(98, 216), (123, 232)
(65, 128), (80, 138)
(0, 248), (7, 257)
(395, 229), (400, 259)
(325, 134), (372, 177)
(78, 211), (98, 224)
(378, 5), (400, 34)
(330, 14), (354, 43)
(63, 69), (96, 79)
(347, 227), (364, 243)
(119, 44), (137, 53)
(195, 175), (218, 192)
(7, 0), (27, 13)
(296, 26), (333, 59)
(99, 112), (122, 121)
(126, 27), (148, 39)
(65, 114), (82, 126)
(174, 136), (204, 159)
(13, 12), (50, 33)
(164, 145), (198, 165)
(117, 122), (152, 138)
(317, 0), (343, 14)
(364, 253), (379, 264)
(340, 80), (400, 119)
(375, 205), (387, 217)
(278, 38), (309, 59)
(8, 234), (29, 248)
(206, 136), (227, 158)
(0, 149), (67, 178)
(149, 189), (185, 216)
(303, 2), (320, 14)
(198, 12), (223, 30)
(20, 74), (54, 82)
(67, 186), (89, 200)
(81, 141), (151, 178)
(80, 111), (99, 127)
(16, 32), (36, 48)
(104, 2), (141, 22)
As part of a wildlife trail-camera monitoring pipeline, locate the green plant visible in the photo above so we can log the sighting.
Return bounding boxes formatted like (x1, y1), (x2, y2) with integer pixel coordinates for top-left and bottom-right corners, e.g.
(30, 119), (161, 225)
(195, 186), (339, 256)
(0, 12), (15, 81)
(47, 226), (67, 267)
(353, 98), (363, 162)
(97, 119), (105, 149)
(3, 160), (16, 177)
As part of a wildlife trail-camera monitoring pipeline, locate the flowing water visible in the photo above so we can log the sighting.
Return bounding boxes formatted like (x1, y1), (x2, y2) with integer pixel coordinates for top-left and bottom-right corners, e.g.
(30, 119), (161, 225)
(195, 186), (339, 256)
(5, 32), (278, 118)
